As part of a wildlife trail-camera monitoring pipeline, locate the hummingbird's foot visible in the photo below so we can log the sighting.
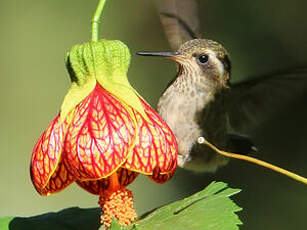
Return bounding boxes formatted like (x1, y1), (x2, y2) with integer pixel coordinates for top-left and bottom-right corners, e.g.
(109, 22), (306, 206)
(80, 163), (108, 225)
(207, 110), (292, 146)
(177, 154), (192, 167)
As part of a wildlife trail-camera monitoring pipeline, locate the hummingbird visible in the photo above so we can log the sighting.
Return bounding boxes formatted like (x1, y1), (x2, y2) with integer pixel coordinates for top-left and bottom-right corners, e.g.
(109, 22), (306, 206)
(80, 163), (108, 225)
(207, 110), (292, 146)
(137, 0), (307, 172)
(138, 39), (255, 172)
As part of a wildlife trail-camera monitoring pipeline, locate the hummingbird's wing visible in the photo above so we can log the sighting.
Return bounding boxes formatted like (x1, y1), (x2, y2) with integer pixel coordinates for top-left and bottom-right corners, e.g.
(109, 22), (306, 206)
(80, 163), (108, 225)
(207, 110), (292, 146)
(227, 67), (307, 133)
(154, 0), (201, 50)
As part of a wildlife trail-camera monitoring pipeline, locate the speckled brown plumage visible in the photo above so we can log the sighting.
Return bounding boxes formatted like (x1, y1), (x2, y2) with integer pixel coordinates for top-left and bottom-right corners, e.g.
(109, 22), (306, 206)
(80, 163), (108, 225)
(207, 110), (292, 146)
(157, 39), (231, 172)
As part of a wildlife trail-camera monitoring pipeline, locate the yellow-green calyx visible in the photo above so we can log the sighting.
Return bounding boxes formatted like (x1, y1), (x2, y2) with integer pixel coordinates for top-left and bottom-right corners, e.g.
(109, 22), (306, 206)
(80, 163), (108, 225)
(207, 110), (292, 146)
(60, 39), (147, 122)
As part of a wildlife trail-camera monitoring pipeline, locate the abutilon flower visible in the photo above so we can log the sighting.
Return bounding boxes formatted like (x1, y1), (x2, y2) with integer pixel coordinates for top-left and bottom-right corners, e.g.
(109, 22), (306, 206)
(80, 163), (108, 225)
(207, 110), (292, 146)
(30, 40), (178, 228)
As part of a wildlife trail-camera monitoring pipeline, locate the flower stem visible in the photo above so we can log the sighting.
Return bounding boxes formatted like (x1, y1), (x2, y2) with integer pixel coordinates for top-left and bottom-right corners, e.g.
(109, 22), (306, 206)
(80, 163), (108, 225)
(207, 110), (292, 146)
(197, 137), (307, 185)
(109, 172), (120, 192)
(91, 0), (107, 42)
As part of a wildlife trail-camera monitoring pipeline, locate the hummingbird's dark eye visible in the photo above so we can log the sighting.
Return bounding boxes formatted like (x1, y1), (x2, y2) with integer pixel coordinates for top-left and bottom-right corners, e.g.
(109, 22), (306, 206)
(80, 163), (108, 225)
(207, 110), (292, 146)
(197, 54), (209, 64)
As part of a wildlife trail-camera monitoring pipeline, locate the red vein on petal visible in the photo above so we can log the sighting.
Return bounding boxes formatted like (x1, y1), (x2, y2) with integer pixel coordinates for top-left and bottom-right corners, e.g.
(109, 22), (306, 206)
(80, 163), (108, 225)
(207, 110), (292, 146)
(123, 98), (177, 176)
(39, 160), (75, 195)
(31, 114), (66, 194)
(64, 84), (136, 180)
(76, 168), (138, 195)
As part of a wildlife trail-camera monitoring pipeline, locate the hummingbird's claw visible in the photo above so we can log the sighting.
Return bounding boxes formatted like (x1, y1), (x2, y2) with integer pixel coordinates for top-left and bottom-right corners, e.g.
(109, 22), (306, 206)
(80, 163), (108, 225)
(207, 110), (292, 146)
(177, 154), (191, 167)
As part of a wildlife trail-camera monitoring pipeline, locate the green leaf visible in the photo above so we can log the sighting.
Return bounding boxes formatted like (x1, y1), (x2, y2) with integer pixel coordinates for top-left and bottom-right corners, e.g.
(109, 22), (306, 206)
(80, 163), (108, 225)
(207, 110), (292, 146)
(129, 181), (242, 230)
(1, 182), (242, 230)
(0, 217), (14, 230)
(108, 218), (125, 230)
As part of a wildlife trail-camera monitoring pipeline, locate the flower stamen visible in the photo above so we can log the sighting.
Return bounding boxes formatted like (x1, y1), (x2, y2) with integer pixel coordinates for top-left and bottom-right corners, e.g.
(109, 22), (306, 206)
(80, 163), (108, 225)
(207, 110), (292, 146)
(99, 187), (137, 228)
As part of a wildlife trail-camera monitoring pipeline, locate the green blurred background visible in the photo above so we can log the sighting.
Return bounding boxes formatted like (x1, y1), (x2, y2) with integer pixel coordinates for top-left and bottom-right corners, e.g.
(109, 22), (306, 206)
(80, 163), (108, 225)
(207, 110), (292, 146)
(1, 0), (307, 229)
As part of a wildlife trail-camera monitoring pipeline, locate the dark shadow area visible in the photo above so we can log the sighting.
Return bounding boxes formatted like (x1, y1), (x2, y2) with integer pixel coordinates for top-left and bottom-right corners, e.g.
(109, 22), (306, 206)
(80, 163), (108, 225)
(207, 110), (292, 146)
(9, 207), (101, 230)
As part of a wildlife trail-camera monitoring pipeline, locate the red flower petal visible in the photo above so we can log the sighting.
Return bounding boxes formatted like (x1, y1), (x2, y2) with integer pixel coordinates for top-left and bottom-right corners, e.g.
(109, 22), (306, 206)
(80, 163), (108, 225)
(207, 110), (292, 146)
(123, 99), (177, 176)
(76, 168), (138, 195)
(149, 166), (176, 184)
(64, 84), (136, 180)
(38, 161), (75, 195)
(30, 114), (69, 194)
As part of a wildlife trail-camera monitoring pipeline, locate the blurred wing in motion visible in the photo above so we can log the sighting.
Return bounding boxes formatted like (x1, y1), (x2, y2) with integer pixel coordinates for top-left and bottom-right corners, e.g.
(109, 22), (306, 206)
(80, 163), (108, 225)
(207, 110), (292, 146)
(228, 67), (307, 133)
(154, 0), (201, 50)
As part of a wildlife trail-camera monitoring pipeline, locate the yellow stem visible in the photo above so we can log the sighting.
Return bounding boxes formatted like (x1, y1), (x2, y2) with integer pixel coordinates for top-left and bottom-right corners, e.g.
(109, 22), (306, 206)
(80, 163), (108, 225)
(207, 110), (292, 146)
(198, 137), (307, 185)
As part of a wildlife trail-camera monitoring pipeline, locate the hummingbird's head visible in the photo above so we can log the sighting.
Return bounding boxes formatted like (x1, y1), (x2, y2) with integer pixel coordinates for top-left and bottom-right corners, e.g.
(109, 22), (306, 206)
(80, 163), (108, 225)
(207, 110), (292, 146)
(178, 39), (231, 87)
(137, 39), (231, 90)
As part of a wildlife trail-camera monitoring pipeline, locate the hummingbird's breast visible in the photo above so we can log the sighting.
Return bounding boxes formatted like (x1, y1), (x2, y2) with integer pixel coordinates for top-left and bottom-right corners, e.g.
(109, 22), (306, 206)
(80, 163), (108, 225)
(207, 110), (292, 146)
(157, 76), (229, 172)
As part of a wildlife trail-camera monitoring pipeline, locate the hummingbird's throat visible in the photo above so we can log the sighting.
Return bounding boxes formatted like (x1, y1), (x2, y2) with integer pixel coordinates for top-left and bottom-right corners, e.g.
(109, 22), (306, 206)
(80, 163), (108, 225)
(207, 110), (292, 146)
(178, 61), (229, 94)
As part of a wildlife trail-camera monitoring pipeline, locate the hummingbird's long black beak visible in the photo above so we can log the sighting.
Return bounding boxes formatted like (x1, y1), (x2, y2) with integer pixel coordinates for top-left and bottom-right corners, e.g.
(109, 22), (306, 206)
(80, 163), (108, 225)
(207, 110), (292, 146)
(136, 51), (184, 61)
